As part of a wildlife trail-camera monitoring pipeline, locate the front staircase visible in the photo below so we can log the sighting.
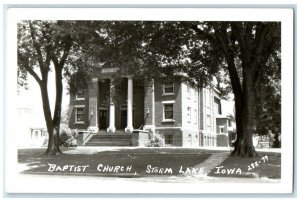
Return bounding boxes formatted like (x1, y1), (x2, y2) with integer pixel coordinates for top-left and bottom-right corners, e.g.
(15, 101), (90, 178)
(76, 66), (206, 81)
(84, 130), (132, 146)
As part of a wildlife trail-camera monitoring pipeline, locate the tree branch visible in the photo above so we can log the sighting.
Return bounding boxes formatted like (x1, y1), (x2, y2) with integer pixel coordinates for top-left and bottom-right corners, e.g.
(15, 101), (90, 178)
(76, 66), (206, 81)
(254, 24), (269, 59)
(191, 24), (216, 43)
(41, 24), (53, 71)
(59, 36), (72, 66)
(18, 50), (42, 85)
(52, 36), (72, 70)
(231, 22), (247, 53)
(244, 22), (253, 48)
(28, 21), (45, 72)
(231, 22), (250, 66)
(250, 23), (270, 71)
(211, 24), (243, 98)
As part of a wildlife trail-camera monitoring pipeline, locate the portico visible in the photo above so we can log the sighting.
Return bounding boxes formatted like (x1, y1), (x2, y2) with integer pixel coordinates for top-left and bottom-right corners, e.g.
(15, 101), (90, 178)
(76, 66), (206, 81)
(88, 75), (141, 134)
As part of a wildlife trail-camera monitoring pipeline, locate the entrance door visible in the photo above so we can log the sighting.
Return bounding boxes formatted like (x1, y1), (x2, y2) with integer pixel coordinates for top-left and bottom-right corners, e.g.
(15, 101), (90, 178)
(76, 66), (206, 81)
(99, 109), (108, 130)
(120, 110), (127, 129)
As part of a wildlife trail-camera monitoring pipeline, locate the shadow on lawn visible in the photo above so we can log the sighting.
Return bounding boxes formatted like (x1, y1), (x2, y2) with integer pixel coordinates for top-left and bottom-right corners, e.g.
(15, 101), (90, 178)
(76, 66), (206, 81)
(18, 148), (280, 179)
(18, 148), (213, 177)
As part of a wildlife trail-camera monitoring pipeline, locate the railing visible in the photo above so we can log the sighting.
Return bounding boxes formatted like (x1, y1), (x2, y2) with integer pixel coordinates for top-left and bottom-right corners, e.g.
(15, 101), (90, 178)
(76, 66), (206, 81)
(77, 130), (95, 146)
(85, 131), (95, 145)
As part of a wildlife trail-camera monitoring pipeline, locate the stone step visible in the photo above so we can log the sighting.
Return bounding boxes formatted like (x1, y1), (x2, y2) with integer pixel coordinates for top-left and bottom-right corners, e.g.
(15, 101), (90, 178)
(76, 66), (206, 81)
(85, 141), (132, 146)
(85, 133), (132, 146)
(97, 130), (132, 136)
(91, 135), (132, 140)
(87, 140), (131, 143)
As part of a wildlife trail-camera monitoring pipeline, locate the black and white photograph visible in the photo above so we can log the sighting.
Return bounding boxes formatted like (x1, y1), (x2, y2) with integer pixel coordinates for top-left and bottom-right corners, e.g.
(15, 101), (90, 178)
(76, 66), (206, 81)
(3, 5), (294, 196)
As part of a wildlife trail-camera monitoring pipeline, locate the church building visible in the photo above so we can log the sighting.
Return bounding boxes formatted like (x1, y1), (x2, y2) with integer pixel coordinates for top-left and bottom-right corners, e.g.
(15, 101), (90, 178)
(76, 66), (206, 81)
(68, 67), (235, 147)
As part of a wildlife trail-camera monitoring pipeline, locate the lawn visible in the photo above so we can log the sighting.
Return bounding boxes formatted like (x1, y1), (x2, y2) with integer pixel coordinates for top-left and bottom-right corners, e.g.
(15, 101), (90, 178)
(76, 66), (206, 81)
(18, 147), (281, 179)
(18, 147), (213, 177)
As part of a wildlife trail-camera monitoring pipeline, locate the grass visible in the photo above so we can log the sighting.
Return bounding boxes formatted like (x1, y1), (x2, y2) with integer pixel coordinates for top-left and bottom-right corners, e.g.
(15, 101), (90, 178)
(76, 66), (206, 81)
(18, 147), (281, 179)
(18, 147), (212, 177)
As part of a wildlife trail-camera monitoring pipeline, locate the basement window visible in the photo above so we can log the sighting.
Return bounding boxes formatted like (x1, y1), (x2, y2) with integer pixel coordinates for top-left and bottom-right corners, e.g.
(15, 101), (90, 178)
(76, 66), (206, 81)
(165, 134), (173, 145)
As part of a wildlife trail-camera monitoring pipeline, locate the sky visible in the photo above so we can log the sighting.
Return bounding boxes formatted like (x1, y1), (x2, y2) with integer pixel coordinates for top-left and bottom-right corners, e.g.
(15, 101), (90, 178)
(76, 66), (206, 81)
(17, 70), (70, 116)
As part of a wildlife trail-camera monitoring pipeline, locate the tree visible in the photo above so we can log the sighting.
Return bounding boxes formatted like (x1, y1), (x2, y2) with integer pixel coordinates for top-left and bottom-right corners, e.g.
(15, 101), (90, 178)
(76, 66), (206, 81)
(19, 20), (279, 157)
(188, 22), (281, 156)
(253, 51), (281, 147)
(18, 21), (75, 155)
(87, 21), (281, 157)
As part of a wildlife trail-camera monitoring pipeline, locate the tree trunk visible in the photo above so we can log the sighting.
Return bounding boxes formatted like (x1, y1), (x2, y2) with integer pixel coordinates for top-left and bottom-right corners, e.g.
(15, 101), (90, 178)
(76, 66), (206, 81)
(38, 83), (61, 155)
(224, 53), (257, 157)
(231, 109), (257, 157)
(231, 68), (258, 157)
(51, 65), (64, 155)
(39, 82), (62, 155)
(44, 65), (64, 155)
(45, 125), (62, 155)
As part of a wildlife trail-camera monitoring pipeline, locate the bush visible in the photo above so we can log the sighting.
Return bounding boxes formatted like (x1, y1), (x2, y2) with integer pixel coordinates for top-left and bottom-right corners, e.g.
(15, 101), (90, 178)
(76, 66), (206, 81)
(147, 132), (164, 147)
(59, 124), (77, 147)
(42, 137), (48, 146)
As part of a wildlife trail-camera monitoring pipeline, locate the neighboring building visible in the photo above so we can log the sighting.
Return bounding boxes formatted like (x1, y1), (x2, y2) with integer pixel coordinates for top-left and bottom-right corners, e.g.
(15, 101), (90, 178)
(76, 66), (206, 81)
(216, 114), (236, 147)
(17, 89), (48, 147)
(17, 107), (48, 147)
(68, 67), (235, 147)
(218, 101), (237, 147)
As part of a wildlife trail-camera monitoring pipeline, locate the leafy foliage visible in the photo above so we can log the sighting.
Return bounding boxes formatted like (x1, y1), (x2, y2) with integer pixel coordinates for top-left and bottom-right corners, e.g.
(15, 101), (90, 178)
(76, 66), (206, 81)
(147, 132), (164, 147)
(17, 20), (80, 155)
(59, 124), (77, 147)
(253, 52), (281, 136)
(17, 20), (281, 156)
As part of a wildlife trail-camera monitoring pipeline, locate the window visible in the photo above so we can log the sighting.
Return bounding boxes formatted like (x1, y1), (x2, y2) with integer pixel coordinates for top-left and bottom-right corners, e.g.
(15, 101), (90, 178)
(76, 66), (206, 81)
(188, 134), (192, 144)
(164, 104), (174, 120)
(76, 90), (85, 100)
(214, 102), (220, 114)
(207, 114), (211, 126)
(34, 130), (39, 138)
(75, 107), (85, 123)
(194, 90), (197, 101)
(220, 126), (224, 133)
(163, 82), (174, 95)
(187, 107), (191, 122)
(162, 101), (175, 122)
(187, 84), (191, 98)
(194, 109), (198, 124)
(165, 134), (173, 145)
(206, 89), (210, 106)
(228, 119), (232, 127)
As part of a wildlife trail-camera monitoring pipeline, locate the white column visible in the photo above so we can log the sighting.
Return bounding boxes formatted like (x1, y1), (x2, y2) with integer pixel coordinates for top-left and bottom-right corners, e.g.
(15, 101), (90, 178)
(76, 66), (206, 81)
(88, 78), (98, 132)
(125, 77), (133, 133)
(107, 79), (116, 134)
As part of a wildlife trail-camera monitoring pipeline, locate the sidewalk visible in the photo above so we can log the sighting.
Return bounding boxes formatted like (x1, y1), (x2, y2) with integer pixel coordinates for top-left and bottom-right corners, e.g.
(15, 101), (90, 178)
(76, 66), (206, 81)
(183, 152), (230, 177)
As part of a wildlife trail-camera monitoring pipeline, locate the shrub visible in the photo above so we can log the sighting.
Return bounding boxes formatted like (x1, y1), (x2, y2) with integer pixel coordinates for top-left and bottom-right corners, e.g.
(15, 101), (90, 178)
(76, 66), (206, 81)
(147, 132), (164, 147)
(59, 124), (77, 147)
(42, 137), (48, 146)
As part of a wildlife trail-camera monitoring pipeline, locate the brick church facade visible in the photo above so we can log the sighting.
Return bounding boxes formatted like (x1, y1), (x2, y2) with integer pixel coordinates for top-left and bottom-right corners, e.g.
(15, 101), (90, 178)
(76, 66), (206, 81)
(68, 67), (235, 147)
